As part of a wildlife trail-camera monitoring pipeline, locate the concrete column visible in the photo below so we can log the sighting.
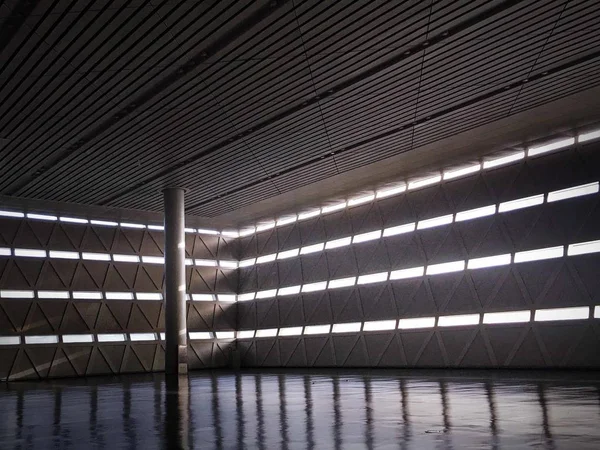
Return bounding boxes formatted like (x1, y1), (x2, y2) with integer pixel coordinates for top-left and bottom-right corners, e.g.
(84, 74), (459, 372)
(163, 187), (188, 375)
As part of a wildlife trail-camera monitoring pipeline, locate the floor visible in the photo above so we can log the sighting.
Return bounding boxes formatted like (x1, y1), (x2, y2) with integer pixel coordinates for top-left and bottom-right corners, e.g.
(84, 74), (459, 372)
(0, 370), (599, 449)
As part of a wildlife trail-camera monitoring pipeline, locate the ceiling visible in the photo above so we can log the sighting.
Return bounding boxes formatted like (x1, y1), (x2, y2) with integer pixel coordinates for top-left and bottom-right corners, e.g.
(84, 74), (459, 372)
(1, 0), (600, 222)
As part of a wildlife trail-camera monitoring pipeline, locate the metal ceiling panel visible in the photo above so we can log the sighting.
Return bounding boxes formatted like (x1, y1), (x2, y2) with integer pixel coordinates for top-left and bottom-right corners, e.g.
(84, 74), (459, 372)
(1, 0), (599, 219)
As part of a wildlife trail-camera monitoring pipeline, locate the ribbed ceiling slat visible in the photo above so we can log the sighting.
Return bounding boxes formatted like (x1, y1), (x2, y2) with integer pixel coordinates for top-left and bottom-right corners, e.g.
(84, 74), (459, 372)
(1, 0), (598, 217)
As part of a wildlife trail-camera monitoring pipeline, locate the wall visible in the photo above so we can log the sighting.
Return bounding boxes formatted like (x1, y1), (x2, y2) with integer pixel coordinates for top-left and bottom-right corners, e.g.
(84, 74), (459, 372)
(0, 216), (238, 381)
(236, 138), (600, 368)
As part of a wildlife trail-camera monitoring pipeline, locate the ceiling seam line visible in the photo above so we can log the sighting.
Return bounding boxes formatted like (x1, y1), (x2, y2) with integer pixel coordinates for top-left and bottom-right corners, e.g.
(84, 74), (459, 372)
(291, 0), (340, 175)
(98, 0), (529, 205)
(507, 0), (570, 116)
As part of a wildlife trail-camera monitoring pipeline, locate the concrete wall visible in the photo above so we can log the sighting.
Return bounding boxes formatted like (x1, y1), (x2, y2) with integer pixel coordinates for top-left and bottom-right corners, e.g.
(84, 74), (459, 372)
(236, 138), (600, 368)
(0, 217), (238, 380)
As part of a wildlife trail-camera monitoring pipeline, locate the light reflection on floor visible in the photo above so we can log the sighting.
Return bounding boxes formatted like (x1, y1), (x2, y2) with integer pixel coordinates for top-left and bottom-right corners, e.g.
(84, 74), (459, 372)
(1, 370), (599, 449)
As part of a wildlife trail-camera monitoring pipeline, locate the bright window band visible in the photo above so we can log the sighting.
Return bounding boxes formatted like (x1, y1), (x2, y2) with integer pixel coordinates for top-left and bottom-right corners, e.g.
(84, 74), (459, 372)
(237, 240), (600, 301)
(235, 129), (598, 237)
(238, 181), (599, 268)
(2, 306), (596, 345)
(238, 305), (596, 338)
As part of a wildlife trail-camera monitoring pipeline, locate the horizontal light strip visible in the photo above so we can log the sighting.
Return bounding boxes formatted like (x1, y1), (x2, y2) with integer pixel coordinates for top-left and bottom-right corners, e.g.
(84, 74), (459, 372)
(81, 252), (111, 261)
(238, 258), (256, 268)
(113, 254), (140, 263)
(278, 248), (299, 259)
(390, 266), (424, 280)
(426, 260), (465, 275)
(217, 294), (237, 303)
(528, 137), (574, 157)
(332, 322), (362, 333)
(567, 240), (600, 257)
(0, 210), (24, 218)
(27, 213), (57, 221)
(455, 205), (496, 222)
(0, 290), (34, 299)
(0, 336), (21, 345)
(256, 253), (277, 264)
(219, 260), (238, 269)
(60, 216), (88, 224)
(90, 220), (118, 227)
(97, 333), (126, 342)
(534, 306), (589, 322)
(73, 291), (103, 300)
(278, 326), (303, 336)
(10, 303), (598, 346)
(417, 214), (453, 230)
(398, 317), (435, 329)
(327, 277), (356, 289)
(298, 210), (320, 221)
(141, 256), (164, 264)
(300, 243), (325, 255)
(383, 222), (415, 237)
(120, 222), (145, 229)
(443, 163), (481, 180)
(136, 292), (163, 301)
(14, 248), (46, 258)
(483, 310), (530, 324)
(25, 335), (59, 344)
(38, 291), (70, 299)
(467, 254), (511, 270)
(484, 150), (526, 169)
(302, 281), (327, 293)
(147, 225), (165, 231)
(363, 320), (396, 331)
(48, 250), (79, 260)
(322, 202), (347, 214)
(215, 331), (235, 339)
(236, 330), (255, 339)
(357, 272), (388, 285)
(325, 237), (352, 249)
(514, 246), (564, 263)
(276, 216), (297, 227)
(376, 184), (406, 198)
(105, 292), (134, 300)
(303, 324), (331, 335)
(277, 285), (301, 296)
(0, 247), (10, 256)
(352, 230), (382, 243)
(189, 332), (213, 340)
(256, 289), (277, 299)
(348, 194), (375, 207)
(408, 174), (441, 190)
(498, 194), (544, 213)
(547, 182), (599, 203)
(256, 222), (275, 232)
(255, 328), (278, 338)
(438, 314), (480, 327)
(130, 333), (157, 342)
(62, 334), (94, 343)
(237, 293), (255, 302)
(578, 128), (600, 143)
(191, 294), (215, 301)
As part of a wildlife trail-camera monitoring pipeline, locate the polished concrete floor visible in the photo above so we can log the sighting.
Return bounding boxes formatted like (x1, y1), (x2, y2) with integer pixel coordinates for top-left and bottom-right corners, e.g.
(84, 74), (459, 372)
(0, 370), (599, 449)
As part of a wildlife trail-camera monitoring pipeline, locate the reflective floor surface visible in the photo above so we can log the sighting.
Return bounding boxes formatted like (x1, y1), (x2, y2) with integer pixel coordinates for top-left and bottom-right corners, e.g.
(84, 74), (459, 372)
(1, 369), (599, 449)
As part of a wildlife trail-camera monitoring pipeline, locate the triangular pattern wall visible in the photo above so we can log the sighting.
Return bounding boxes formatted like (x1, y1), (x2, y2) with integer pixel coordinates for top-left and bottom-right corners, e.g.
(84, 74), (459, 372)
(236, 144), (600, 369)
(0, 221), (238, 380)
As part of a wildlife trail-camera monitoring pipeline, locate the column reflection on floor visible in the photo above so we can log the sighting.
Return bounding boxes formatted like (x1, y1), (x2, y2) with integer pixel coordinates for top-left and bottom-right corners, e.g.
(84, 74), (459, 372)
(1, 372), (600, 449)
